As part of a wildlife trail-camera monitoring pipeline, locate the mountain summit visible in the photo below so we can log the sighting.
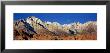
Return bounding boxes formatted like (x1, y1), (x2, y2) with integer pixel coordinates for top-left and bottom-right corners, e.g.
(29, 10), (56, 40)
(14, 16), (49, 35)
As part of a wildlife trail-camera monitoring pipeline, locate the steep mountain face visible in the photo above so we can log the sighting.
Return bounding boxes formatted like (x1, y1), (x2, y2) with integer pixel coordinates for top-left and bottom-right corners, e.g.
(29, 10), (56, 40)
(14, 19), (37, 35)
(14, 16), (50, 36)
(26, 16), (44, 27)
(26, 16), (48, 32)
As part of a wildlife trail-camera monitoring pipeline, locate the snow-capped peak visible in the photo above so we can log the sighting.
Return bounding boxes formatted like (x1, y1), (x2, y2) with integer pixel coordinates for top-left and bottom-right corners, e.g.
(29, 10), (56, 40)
(46, 21), (52, 24)
(27, 16), (37, 20)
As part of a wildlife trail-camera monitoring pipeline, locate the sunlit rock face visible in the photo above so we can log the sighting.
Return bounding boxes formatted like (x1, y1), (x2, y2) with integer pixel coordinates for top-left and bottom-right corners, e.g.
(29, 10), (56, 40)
(26, 16), (47, 30)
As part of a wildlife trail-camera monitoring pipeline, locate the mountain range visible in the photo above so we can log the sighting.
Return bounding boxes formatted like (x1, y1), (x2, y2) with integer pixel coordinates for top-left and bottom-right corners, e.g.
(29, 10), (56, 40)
(14, 16), (97, 37)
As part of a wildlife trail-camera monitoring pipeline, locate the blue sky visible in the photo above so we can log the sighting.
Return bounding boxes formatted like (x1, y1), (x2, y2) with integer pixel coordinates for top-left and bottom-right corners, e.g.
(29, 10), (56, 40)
(14, 13), (97, 25)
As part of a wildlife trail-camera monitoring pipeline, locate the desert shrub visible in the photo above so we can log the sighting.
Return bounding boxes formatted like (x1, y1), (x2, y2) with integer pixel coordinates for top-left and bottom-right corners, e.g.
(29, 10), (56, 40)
(79, 30), (86, 34)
